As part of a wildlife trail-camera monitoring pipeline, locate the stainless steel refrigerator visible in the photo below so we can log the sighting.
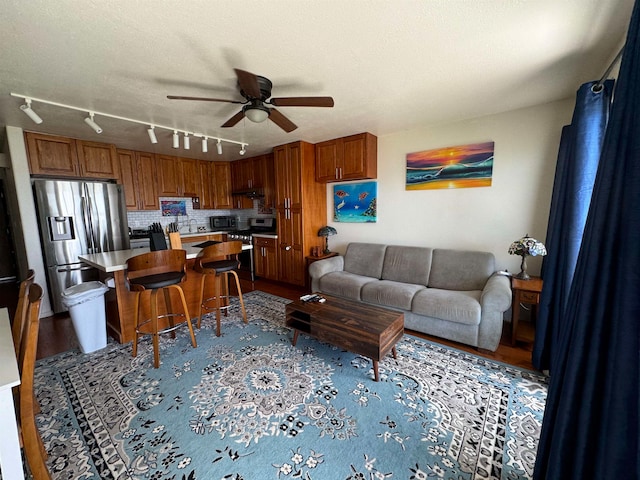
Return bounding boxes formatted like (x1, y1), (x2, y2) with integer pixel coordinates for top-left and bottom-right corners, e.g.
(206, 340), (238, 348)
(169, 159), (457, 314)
(33, 179), (130, 313)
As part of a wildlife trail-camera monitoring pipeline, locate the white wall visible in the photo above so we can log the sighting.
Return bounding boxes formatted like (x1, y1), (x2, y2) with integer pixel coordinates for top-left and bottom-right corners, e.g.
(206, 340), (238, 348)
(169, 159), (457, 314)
(324, 98), (574, 276)
(4, 126), (52, 315)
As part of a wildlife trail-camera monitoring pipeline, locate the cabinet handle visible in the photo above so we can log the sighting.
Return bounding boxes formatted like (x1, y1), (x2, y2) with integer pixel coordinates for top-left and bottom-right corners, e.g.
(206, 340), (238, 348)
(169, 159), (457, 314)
(335, 167), (339, 179)
(339, 167), (343, 179)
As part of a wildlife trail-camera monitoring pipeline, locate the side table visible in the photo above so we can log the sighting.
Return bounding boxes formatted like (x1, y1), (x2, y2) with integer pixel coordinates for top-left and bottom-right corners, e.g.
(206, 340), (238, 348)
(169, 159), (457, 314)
(305, 252), (339, 291)
(511, 276), (543, 346)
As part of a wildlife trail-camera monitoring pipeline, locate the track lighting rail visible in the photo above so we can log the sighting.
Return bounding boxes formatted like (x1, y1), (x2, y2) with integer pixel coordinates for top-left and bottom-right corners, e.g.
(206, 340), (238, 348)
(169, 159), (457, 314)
(11, 92), (248, 152)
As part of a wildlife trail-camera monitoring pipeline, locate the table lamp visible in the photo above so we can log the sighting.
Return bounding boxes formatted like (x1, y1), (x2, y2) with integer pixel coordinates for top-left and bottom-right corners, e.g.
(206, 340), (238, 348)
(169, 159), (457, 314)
(317, 226), (337, 254)
(508, 234), (547, 280)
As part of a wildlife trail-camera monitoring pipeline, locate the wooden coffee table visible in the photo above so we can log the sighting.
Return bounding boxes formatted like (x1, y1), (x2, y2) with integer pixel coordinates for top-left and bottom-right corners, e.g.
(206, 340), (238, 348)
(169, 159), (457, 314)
(285, 294), (404, 381)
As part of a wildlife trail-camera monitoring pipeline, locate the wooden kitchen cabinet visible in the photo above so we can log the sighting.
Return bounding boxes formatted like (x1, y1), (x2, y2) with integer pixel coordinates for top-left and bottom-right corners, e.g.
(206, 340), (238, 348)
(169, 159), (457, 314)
(157, 154), (181, 196)
(26, 132), (120, 180)
(199, 160), (215, 209)
(315, 132), (377, 183)
(117, 149), (159, 211)
(76, 140), (120, 179)
(254, 236), (279, 280)
(26, 132), (79, 176)
(274, 141), (326, 286)
(212, 161), (233, 209)
(180, 157), (201, 198)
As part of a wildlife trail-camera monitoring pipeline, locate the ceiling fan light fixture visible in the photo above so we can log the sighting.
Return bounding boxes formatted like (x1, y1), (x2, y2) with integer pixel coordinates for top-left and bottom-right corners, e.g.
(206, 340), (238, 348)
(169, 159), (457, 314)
(147, 126), (158, 144)
(244, 105), (269, 123)
(20, 98), (43, 124)
(216, 139), (223, 155)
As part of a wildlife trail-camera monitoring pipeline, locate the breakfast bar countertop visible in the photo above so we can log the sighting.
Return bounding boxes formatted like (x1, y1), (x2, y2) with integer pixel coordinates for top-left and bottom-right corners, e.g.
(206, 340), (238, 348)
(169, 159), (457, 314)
(79, 244), (253, 273)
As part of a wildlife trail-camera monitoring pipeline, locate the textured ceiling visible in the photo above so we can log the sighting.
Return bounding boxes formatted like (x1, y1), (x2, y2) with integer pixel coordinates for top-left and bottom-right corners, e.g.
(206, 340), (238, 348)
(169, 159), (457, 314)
(0, 0), (634, 161)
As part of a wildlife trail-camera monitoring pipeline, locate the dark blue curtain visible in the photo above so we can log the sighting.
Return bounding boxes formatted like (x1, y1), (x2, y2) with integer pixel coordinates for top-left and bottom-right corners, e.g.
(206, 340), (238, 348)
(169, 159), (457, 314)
(533, 0), (640, 477)
(532, 80), (614, 372)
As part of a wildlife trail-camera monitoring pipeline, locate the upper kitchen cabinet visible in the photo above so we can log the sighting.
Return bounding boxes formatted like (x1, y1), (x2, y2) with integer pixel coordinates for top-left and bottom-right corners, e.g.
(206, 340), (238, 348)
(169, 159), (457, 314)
(211, 161), (233, 209)
(180, 157), (201, 198)
(157, 154), (181, 196)
(76, 140), (120, 179)
(157, 155), (202, 198)
(315, 132), (377, 183)
(199, 160), (215, 210)
(117, 149), (159, 211)
(230, 154), (275, 208)
(25, 132), (119, 180)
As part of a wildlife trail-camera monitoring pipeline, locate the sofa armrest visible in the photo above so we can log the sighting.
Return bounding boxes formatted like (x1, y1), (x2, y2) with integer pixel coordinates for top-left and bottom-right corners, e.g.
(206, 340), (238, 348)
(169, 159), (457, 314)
(480, 273), (512, 312)
(309, 256), (344, 279)
(309, 256), (344, 292)
(476, 273), (512, 351)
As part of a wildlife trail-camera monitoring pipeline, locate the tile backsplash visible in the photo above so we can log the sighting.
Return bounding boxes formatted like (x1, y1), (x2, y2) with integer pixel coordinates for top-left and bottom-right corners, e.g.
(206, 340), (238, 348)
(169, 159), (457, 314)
(127, 197), (275, 232)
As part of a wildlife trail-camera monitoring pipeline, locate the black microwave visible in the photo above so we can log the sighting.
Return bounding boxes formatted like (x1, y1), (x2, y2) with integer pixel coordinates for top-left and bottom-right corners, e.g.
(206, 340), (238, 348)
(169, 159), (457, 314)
(210, 215), (237, 230)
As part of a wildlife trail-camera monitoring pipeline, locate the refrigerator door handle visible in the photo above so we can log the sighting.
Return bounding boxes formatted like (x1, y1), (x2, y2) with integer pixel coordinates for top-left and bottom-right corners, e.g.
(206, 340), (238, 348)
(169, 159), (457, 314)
(57, 265), (94, 273)
(82, 184), (98, 254)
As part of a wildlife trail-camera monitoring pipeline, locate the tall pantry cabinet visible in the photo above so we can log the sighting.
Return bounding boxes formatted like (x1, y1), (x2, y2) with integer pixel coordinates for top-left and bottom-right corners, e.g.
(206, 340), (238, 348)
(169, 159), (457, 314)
(274, 141), (327, 286)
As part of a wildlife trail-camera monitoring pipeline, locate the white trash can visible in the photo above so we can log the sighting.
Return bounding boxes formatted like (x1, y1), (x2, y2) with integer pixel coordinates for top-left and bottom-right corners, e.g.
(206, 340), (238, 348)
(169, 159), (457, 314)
(61, 281), (109, 354)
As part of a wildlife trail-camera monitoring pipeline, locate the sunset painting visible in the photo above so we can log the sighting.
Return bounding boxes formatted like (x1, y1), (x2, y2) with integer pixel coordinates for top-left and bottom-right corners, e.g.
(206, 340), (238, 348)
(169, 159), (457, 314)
(406, 141), (494, 190)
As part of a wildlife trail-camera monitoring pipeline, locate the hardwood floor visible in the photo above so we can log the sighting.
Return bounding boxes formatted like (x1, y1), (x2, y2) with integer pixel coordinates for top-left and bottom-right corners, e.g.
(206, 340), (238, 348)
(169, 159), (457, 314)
(4, 278), (535, 370)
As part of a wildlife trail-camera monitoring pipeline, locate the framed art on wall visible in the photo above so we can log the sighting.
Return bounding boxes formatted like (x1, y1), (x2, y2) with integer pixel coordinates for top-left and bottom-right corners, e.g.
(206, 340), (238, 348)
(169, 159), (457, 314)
(406, 141), (494, 190)
(333, 181), (377, 223)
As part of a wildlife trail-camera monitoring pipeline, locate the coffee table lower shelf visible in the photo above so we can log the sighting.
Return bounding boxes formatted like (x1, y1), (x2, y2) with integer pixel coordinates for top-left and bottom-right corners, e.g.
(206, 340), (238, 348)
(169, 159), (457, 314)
(285, 294), (404, 381)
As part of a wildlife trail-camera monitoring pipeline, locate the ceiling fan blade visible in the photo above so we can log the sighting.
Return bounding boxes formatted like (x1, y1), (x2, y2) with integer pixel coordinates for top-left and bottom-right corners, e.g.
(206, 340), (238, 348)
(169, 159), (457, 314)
(234, 68), (262, 99)
(269, 109), (298, 132)
(270, 96), (334, 107)
(221, 110), (245, 128)
(167, 95), (244, 104)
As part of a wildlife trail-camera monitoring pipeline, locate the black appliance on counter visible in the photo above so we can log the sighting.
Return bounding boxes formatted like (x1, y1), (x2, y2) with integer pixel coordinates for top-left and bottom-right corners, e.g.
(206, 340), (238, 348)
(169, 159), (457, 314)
(210, 215), (237, 231)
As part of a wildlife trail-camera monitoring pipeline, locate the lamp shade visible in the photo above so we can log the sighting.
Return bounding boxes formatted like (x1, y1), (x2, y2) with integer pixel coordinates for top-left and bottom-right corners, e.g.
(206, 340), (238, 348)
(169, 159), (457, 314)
(508, 234), (547, 257)
(508, 234), (547, 280)
(317, 226), (337, 237)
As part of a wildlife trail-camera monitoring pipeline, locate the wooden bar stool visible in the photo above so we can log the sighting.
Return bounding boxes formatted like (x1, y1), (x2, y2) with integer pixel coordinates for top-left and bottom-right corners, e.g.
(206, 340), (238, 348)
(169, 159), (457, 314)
(194, 241), (247, 336)
(126, 250), (197, 368)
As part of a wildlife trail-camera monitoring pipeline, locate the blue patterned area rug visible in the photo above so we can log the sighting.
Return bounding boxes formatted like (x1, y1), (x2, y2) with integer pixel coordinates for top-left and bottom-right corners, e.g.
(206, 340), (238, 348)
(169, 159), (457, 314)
(34, 291), (547, 480)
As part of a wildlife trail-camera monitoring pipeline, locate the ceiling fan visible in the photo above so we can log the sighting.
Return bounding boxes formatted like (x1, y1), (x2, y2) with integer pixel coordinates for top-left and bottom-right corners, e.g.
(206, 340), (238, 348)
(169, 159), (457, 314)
(167, 69), (334, 133)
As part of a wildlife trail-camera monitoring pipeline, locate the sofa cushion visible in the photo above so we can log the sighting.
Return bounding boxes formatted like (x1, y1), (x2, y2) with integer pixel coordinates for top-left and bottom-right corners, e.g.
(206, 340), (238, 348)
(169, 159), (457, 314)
(343, 243), (387, 278)
(361, 280), (426, 310)
(318, 272), (377, 300)
(411, 288), (482, 325)
(428, 249), (495, 291)
(381, 246), (433, 286)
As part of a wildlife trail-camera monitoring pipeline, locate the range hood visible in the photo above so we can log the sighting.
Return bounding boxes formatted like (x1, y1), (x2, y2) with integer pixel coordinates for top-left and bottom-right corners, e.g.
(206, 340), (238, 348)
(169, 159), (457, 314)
(232, 188), (264, 199)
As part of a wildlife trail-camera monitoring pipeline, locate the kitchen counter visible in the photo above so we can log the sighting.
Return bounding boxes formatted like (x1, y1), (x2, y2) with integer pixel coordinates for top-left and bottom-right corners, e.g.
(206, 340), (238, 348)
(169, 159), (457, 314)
(78, 244), (253, 344)
(79, 244), (253, 273)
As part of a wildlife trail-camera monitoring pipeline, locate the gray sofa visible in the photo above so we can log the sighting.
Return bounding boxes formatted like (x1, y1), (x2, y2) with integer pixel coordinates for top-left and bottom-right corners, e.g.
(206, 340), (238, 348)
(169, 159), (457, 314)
(308, 242), (511, 352)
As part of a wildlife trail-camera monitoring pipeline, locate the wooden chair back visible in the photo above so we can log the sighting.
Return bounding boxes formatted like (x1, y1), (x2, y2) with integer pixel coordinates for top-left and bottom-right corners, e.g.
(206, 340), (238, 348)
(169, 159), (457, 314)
(126, 249), (188, 286)
(12, 269), (35, 357)
(18, 283), (52, 479)
(195, 241), (243, 265)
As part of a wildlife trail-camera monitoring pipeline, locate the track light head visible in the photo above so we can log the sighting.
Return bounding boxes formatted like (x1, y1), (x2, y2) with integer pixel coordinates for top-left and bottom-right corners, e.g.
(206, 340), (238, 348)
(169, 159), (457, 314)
(84, 112), (103, 134)
(147, 126), (158, 144)
(20, 99), (43, 124)
(172, 130), (179, 149)
(202, 137), (208, 153)
(216, 139), (223, 155)
(184, 133), (190, 150)
(239, 144), (246, 156)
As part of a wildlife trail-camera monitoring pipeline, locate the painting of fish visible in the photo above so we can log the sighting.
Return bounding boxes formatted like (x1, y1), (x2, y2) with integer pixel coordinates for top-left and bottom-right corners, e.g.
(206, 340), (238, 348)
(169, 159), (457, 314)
(406, 141), (494, 190)
(333, 181), (377, 223)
